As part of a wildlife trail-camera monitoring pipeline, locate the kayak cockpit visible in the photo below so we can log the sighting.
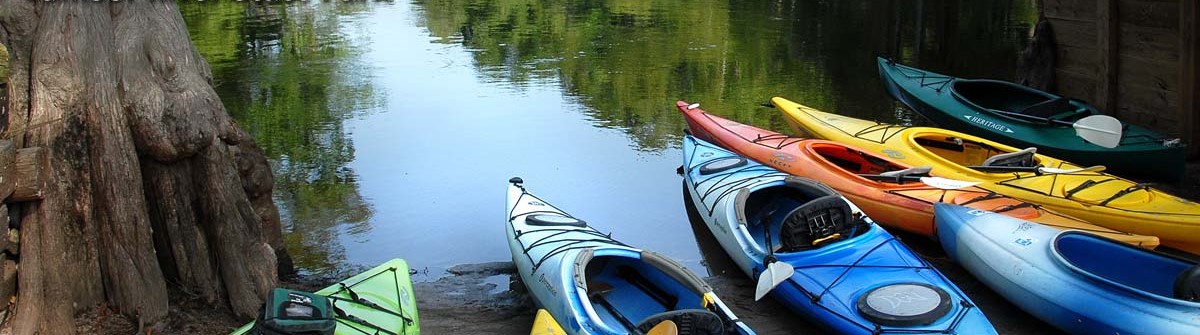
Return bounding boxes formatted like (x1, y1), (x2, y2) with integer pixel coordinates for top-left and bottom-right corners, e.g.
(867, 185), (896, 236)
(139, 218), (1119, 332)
(737, 178), (870, 254)
(576, 249), (735, 334)
(953, 80), (1088, 122)
(911, 133), (1041, 171)
(808, 142), (935, 184)
(810, 143), (904, 174)
(1052, 231), (1200, 303)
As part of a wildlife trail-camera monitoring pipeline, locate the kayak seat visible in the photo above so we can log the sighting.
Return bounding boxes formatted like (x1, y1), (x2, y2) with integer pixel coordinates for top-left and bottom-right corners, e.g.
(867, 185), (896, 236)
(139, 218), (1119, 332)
(779, 195), (851, 252)
(980, 147), (1037, 168)
(1173, 265), (1200, 301)
(636, 309), (726, 335)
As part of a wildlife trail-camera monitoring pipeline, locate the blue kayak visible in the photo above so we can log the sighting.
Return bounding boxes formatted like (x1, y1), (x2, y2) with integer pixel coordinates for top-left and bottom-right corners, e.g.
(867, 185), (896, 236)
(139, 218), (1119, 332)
(681, 136), (995, 334)
(506, 178), (754, 335)
(935, 203), (1200, 334)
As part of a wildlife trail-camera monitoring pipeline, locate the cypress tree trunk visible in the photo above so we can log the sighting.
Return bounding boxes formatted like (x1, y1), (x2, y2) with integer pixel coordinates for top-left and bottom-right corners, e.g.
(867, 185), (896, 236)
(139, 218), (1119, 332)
(0, 1), (287, 332)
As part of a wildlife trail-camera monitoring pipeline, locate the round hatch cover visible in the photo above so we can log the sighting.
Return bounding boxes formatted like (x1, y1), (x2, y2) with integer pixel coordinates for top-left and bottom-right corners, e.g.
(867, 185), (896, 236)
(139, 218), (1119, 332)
(856, 282), (952, 327)
(526, 214), (585, 227)
(699, 157), (747, 174)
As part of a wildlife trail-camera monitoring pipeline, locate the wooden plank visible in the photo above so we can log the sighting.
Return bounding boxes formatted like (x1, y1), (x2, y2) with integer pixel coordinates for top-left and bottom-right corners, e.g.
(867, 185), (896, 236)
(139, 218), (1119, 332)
(1055, 69), (1100, 103)
(1117, 84), (1181, 130)
(1052, 19), (1100, 49)
(1044, 0), (1098, 22)
(1119, 25), (1180, 62)
(1118, 55), (1179, 93)
(0, 141), (13, 201)
(1118, 0), (1179, 30)
(1183, 0), (1199, 155)
(1056, 44), (1101, 75)
(1097, 0), (1119, 114)
(8, 147), (42, 202)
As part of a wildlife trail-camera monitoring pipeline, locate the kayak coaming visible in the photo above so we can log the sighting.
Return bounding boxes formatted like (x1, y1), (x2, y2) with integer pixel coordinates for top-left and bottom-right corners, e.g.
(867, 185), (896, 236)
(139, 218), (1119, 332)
(774, 96), (1200, 254)
(506, 180), (753, 335)
(677, 101), (1156, 247)
(934, 204), (1200, 334)
(681, 135), (996, 334)
(876, 57), (1185, 181)
(229, 258), (420, 335)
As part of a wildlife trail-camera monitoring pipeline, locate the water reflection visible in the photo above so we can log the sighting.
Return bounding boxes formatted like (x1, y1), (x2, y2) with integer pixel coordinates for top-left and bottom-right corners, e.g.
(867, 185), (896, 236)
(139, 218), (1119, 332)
(418, 0), (1034, 149)
(181, 1), (383, 276)
(179, 0), (1035, 278)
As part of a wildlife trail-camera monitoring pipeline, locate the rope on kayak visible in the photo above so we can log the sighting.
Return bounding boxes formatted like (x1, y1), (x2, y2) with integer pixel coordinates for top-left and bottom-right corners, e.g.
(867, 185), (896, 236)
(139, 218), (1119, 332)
(685, 138), (790, 216)
(891, 62), (953, 93)
(1099, 184), (1153, 206)
(508, 190), (631, 271)
(779, 236), (977, 334)
(698, 112), (804, 150)
(852, 123), (910, 144)
(324, 265), (416, 332)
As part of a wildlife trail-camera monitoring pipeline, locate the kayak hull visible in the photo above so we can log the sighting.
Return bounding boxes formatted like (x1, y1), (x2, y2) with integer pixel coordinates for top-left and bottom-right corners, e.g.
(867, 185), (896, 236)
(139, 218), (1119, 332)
(506, 180), (753, 335)
(935, 204), (1200, 334)
(677, 101), (1157, 248)
(774, 96), (1200, 255)
(230, 259), (421, 335)
(681, 135), (996, 334)
(877, 57), (1185, 181)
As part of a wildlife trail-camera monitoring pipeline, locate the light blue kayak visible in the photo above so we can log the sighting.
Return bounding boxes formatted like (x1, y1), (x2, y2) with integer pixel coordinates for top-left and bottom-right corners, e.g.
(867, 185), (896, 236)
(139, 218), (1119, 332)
(935, 203), (1200, 334)
(681, 136), (995, 334)
(505, 178), (754, 335)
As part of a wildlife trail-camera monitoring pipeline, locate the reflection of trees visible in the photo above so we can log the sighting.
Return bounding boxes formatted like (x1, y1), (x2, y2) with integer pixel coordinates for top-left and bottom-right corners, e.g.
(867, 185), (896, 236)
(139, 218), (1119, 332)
(416, 0), (1033, 148)
(181, 2), (381, 275)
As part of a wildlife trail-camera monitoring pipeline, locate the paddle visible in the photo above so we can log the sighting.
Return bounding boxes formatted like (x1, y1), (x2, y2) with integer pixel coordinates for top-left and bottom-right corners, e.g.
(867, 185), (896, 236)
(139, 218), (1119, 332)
(968, 165), (1106, 174)
(755, 261), (794, 301)
(857, 173), (982, 190)
(985, 108), (1123, 148)
(646, 320), (679, 335)
(754, 210), (794, 301)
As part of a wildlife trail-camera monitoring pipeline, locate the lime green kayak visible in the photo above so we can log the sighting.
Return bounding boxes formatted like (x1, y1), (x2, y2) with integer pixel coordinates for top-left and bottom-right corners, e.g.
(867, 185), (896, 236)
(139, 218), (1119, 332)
(230, 258), (420, 335)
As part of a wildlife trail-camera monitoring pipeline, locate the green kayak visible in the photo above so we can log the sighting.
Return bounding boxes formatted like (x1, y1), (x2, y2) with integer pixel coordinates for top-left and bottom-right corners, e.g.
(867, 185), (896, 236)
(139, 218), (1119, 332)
(230, 258), (420, 335)
(876, 57), (1185, 181)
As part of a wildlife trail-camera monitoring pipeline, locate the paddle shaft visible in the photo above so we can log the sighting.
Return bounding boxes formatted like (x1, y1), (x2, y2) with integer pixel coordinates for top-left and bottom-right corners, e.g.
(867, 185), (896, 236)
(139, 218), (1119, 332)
(985, 108), (1074, 126)
(987, 108), (1120, 135)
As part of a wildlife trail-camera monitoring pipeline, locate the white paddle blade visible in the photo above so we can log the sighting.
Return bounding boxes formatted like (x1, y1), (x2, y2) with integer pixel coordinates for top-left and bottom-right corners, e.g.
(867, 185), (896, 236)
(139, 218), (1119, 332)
(919, 177), (981, 190)
(1073, 115), (1123, 148)
(1040, 165), (1105, 174)
(754, 261), (794, 301)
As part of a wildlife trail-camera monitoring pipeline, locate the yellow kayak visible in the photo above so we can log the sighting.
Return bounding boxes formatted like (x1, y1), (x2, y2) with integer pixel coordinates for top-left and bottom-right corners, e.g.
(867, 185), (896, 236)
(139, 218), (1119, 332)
(530, 309), (566, 335)
(773, 96), (1200, 254)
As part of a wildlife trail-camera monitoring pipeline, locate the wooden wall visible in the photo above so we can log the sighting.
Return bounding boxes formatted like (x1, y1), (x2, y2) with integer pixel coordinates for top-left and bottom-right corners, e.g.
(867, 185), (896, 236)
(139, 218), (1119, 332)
(1042, 0), (1199, 155)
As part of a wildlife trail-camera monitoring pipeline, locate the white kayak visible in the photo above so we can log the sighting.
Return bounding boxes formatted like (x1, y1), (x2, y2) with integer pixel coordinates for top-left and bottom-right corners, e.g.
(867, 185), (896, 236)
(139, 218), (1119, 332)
(506, 177), (754, 335)
(935, 203), (1200, 334)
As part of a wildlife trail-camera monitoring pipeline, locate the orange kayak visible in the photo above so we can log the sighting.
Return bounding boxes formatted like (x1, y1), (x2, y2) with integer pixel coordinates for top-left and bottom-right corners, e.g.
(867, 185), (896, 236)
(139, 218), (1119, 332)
(677, 101), (1159, 248)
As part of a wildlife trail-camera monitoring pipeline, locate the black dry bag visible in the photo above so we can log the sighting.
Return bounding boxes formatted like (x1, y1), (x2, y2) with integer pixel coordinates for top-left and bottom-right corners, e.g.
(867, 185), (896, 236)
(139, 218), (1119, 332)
(252, 288), (337, 335)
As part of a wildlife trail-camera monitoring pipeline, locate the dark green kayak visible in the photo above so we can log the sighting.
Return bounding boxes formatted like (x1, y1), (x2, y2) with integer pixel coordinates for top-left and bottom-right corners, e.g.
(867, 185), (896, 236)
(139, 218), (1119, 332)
(876, 57), (1185, 181)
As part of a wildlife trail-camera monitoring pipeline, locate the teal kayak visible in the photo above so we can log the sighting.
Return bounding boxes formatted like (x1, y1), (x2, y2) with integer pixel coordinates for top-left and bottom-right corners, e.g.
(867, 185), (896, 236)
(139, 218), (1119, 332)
(877, 57), (1185, 181)
(506, 177), (754, 335)
(230, 259), (420, 335)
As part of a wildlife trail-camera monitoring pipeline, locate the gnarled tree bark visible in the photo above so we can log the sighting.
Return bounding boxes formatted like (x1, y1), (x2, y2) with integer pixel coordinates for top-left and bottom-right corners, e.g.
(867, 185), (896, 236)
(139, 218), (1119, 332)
(0, 1), (288, 332)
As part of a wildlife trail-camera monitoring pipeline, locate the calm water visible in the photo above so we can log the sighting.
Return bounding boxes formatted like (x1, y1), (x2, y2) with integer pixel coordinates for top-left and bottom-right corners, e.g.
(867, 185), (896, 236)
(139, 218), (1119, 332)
(181, 0), (1035, 280)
